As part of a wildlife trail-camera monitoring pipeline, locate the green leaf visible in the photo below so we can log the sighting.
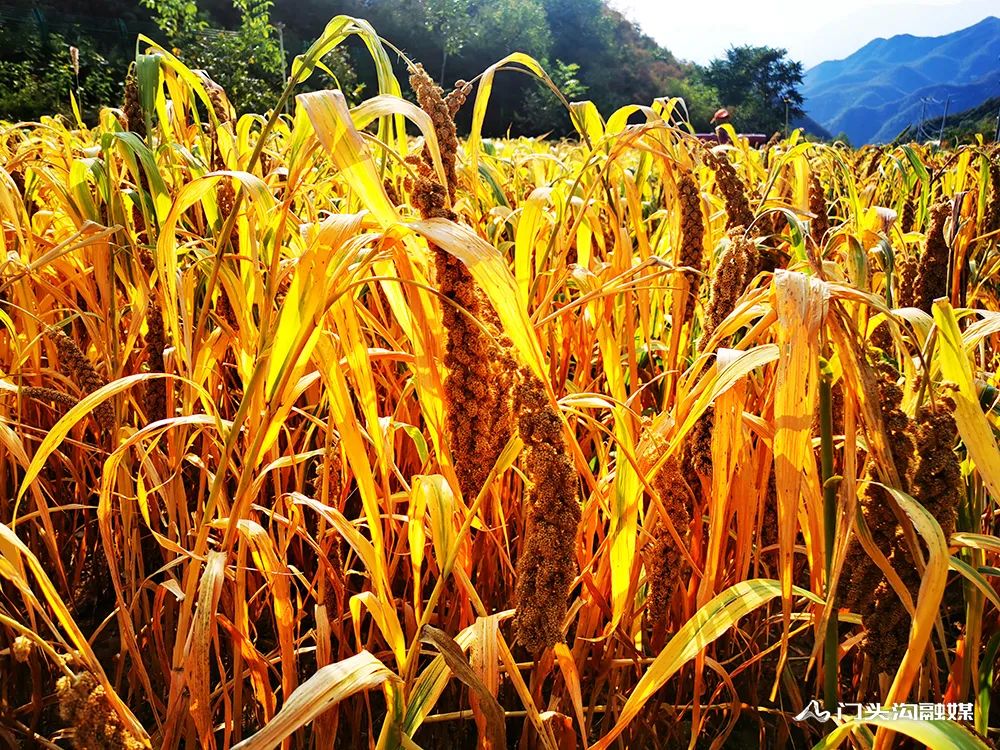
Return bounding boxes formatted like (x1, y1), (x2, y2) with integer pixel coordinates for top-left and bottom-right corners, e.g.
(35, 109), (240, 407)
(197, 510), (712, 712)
(812, 717), (988, 750)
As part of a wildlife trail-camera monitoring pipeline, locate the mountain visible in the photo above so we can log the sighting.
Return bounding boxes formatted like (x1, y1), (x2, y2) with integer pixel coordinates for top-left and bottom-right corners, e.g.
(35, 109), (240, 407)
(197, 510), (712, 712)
(803, 16), (1000, 144)
(791, 113), (832, 140)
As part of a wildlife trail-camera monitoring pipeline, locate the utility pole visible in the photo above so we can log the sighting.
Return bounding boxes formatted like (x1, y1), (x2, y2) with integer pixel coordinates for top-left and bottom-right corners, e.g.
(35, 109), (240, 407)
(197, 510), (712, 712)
(937, 95), (950, 143)
(918, 96), (941, 141)
(784, 96), (791, 137)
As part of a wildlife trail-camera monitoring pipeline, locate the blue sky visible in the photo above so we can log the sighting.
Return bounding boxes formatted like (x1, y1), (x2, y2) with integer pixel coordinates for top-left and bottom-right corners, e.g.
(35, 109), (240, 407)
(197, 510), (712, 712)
(609, 0), (999, 67)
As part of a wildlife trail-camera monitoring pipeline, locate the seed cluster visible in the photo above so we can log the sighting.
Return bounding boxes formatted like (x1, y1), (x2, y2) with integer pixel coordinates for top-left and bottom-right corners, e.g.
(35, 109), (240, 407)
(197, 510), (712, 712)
(677, 172), (705, 322)
(201, 75), (236, 223)
(861, 397), (962, 672)
(309, 444), (345, 591)
(406, 65), (578, 650)
(202, 74), (233, 125)
(407, 64), (514, 501)
(896, 254), (918, 308)
(702, 228), (767, 343)
(987, 161), (1000, 236)
(685, 406), (714, 479)
(914, 395), (966, 622)
(437, 248), (515, 498)
(134, 249), (167, 424)
(143, 299), (166, 423)
(212, 146), (235, 224)
(512, 370), (580, 652)
(637, 423), (691, 624)
(854, 370), (919, 673)
(705, 150), (754, 231)
(12, 635), (32, 663)
(122, 68), (144, 138)
(809, 173), (829, 246)
(383, 177), (401, 207)
(863, 147), (884, 180)
(841, 368), (914, 616)
(409, 64), (470, 202)
(913, 200), (950, 313)
(20, 385), (78, 409)
(50, 328), (113, 432)
(900, 192), (916, 234)
(56, 672), (144, 750)
(912, 396), (961, 540)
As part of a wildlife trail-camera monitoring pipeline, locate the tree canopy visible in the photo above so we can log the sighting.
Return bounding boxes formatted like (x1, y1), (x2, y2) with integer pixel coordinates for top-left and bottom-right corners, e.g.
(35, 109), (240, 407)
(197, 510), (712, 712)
(0, 0), (807, 138)
(701, 45), (805, 135)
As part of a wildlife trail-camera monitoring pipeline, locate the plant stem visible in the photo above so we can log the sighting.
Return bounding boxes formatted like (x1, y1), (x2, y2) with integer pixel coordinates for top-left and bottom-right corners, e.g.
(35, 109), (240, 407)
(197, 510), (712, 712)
(819, 359), (838, 709)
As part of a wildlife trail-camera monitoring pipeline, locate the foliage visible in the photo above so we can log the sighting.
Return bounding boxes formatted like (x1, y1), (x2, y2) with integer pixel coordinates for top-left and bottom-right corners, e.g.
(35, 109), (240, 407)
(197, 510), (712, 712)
(663, 75), (721, 132)
(514, 59), (584, 135)
(140, 0), (206, 38)
(475, 0), (552, 58)
(0, 19), (125, 121)
(0, 0), (739, 134)
(140, 0), (285, 113)
(702, 44), (805, 135)
(418, 0), (478, 83)
(539, 0), (700, 119)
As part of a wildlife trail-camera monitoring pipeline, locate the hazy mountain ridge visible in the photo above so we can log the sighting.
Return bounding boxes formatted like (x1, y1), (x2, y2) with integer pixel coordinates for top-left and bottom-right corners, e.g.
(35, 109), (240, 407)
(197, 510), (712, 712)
(803, 16), (1000, 143)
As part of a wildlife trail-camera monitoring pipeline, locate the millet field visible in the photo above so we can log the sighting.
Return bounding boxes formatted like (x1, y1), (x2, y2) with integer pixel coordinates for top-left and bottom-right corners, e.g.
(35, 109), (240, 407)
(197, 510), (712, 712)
(2, 16), (1000, 750)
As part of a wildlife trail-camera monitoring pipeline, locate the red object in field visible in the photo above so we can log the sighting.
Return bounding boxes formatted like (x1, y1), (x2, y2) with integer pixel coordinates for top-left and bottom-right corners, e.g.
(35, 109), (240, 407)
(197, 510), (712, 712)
(700, 106), (768, 147)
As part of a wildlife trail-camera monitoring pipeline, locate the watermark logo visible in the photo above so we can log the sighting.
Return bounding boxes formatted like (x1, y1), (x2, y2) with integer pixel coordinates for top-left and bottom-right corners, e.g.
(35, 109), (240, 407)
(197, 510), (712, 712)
(794, 700), (974, 723)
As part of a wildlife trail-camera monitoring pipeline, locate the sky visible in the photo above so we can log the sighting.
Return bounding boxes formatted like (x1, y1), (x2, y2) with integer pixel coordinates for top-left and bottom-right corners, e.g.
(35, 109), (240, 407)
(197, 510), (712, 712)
(608, 0), (1000, 68)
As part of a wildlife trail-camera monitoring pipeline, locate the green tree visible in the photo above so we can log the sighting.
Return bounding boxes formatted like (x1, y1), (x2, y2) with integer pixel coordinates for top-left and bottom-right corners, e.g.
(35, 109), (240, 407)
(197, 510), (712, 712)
(0, 19), (122, 122)
(472, 0), (551, 62)
(420, 0), (479, 84)
(141, 0), (285, 113)
(514, 59), (585, 135)
(196, 0), (285, 112)
(701, 45), (804, 135)
(141, 0), (207, 40)
(663, 76), (720, 132)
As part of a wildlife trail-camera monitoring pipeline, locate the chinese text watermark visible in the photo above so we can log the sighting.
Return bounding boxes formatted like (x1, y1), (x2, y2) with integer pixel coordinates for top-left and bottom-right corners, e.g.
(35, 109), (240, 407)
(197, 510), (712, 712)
(794, 700), (974, 723)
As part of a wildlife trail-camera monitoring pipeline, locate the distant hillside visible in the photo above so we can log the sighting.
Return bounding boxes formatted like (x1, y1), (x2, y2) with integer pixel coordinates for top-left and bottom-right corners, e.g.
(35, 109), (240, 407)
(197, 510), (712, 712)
(803, 16), (1000, 144)
(912, 96), (1000, 144)
(791, 113), (832, 141)
(0, 0), (718, 133)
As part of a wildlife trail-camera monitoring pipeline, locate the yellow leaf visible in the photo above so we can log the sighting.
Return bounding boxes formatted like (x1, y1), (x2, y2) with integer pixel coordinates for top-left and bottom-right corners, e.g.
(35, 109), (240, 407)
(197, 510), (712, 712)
(407, 218), (546, 381)
(933, 300), (1000, 501)
(350, 591), (407, 669)
(231, 651), (399, 750)
(17, 373), (187, 505)
(186, 551), (227, 749)
(771, 270), (828, 678)
(879, 488), (949, 713)
(814, 717), (989, 750)
(297, 90), (399, 228)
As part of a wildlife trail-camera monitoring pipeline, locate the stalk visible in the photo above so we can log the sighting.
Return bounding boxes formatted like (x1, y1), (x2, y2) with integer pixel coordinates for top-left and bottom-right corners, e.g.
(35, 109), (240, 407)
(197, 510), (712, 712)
(819, 358), (838, 710)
